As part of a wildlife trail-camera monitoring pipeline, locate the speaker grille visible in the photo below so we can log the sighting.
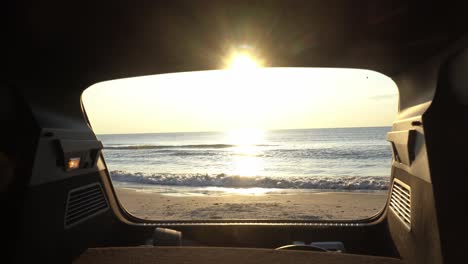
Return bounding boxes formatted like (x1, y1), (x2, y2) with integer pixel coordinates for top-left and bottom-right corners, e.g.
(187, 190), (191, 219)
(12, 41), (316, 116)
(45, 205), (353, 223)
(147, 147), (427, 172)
(64, 183), (108, 228)
(389, 178), (411, 229)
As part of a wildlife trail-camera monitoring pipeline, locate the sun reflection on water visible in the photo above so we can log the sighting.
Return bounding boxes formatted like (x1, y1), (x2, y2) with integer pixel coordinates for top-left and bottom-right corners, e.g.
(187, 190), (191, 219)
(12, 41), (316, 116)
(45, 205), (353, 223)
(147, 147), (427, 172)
(227, 128), (265, 146)
(232, 155), (264, 176)
(226, 128), (266, 177)
(204, 187), (277, 196)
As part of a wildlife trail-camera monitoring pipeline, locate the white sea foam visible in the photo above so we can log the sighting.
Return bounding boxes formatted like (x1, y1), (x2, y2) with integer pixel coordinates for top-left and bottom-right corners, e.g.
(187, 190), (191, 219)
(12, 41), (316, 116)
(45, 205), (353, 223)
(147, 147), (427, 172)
(110, 170), (390, 190)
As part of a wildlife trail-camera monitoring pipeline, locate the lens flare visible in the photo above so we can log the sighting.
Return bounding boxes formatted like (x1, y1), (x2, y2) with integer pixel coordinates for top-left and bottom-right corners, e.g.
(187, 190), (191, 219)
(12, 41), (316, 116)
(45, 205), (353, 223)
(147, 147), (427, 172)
(227, 53), (262, 70)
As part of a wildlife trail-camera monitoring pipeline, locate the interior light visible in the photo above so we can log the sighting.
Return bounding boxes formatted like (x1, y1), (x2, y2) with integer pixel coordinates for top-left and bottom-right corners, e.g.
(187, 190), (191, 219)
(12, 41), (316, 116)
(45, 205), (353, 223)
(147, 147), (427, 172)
(67, 157), (81, 170)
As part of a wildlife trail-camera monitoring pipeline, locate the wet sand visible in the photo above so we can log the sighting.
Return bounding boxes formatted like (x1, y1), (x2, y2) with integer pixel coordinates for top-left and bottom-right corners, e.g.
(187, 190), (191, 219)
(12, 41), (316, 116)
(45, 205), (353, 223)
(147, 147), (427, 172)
(115, 187), (388, 221)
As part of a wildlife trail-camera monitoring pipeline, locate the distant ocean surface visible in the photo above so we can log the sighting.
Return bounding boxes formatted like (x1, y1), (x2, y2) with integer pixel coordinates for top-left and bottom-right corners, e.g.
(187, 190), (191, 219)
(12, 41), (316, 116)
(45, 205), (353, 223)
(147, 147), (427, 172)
(98, 127), (392, 193)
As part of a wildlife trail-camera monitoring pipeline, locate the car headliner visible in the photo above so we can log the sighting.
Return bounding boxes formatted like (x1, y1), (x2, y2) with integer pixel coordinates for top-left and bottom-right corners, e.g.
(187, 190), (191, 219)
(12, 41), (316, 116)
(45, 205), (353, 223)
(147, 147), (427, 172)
(5, 1), (467, 114)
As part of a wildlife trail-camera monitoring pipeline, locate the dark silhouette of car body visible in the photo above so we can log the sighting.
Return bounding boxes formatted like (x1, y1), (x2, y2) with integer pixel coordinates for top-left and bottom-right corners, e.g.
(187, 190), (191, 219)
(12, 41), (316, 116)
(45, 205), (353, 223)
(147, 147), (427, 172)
(3, 1), (468, 263)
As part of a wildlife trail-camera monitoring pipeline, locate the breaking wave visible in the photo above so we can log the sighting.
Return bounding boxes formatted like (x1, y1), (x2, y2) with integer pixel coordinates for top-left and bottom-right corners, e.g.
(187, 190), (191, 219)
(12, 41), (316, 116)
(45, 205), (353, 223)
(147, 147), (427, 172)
(110, 170), (389, 190)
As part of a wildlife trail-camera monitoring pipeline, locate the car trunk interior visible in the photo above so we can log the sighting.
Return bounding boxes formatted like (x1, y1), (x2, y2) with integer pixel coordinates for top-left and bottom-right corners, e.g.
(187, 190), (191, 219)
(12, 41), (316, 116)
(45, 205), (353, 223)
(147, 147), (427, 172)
(3, 1), (468, 263)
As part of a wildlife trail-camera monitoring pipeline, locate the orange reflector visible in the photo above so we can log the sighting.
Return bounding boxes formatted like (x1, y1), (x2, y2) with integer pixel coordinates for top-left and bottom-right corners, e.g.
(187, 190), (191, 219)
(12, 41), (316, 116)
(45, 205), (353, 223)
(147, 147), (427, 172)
(68, 157), (80, 170)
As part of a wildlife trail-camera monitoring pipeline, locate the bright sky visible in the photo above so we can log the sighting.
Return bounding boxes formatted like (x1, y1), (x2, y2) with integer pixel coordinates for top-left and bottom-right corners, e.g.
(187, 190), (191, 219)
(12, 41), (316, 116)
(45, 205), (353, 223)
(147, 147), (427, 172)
(82, 67), (398, 134)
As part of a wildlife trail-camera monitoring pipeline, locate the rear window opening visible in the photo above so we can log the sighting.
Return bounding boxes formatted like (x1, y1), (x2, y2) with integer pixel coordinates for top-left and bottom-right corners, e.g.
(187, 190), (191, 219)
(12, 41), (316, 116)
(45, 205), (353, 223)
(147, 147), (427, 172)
(82, 68), (398, 221)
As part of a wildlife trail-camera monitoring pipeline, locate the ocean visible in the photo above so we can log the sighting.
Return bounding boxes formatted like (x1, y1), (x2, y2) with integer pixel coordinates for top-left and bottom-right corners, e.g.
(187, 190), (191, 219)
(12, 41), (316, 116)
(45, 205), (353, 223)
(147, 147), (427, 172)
(98, 127), (392, 195)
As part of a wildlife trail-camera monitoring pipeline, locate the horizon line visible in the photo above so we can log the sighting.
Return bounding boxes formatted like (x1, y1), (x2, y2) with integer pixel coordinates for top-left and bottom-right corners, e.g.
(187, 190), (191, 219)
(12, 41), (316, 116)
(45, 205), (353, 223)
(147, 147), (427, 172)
(95, 125), (392, 136)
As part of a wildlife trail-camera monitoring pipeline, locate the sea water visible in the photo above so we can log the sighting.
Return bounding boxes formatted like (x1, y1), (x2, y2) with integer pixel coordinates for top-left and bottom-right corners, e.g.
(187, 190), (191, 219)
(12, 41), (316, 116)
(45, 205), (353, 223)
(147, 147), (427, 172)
(98, 127), (392, 196)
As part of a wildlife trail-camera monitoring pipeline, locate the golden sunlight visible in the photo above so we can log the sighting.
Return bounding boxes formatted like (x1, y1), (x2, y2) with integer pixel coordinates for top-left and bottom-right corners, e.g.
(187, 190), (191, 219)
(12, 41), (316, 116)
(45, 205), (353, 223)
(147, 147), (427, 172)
(227, 128), (265, 146)
(227, 128), (265, 176)
(204, 187), (276, 196)
(83, 68), (398, 134)
(227, 53), (262, 70)
(232, 155), (264, 177)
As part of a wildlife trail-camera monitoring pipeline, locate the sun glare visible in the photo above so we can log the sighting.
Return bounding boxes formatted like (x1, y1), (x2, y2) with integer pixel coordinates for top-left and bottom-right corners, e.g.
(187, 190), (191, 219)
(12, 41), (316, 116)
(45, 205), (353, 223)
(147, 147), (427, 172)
(227, 53), (262, 70)
(227, 128), (265, 176)
(204, 187), (276, 196)
(83, 68), (398, 134)
(227, 128), (265, 146)
(233, 155), (264, 177)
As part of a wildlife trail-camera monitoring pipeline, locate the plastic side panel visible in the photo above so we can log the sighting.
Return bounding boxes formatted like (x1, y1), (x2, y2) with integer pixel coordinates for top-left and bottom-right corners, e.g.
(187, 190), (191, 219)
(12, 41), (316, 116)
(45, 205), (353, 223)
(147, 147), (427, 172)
(388, 117), (431, 183)
(16, 173), (119, 262)
(387, 130), (414, 166)
(388, 169), (442, 264)
(30, 129), (102, 186)
(423, 94), (468, 264)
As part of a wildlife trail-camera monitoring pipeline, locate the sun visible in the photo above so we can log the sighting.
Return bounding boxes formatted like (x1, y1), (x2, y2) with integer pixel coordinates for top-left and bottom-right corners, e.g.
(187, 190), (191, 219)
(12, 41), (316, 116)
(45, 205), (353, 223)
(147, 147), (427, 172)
(227, 53), (262, 70)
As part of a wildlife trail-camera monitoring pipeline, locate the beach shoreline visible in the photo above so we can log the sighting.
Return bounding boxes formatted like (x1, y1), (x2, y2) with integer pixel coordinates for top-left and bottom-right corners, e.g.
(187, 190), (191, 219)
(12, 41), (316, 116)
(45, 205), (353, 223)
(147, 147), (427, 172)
(115, 187), (388, 221)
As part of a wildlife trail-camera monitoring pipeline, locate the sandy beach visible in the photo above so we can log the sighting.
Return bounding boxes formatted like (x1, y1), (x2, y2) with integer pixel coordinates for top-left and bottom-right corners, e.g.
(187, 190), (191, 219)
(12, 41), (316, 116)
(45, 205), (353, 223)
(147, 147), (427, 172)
(115, 187), (388, 221)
